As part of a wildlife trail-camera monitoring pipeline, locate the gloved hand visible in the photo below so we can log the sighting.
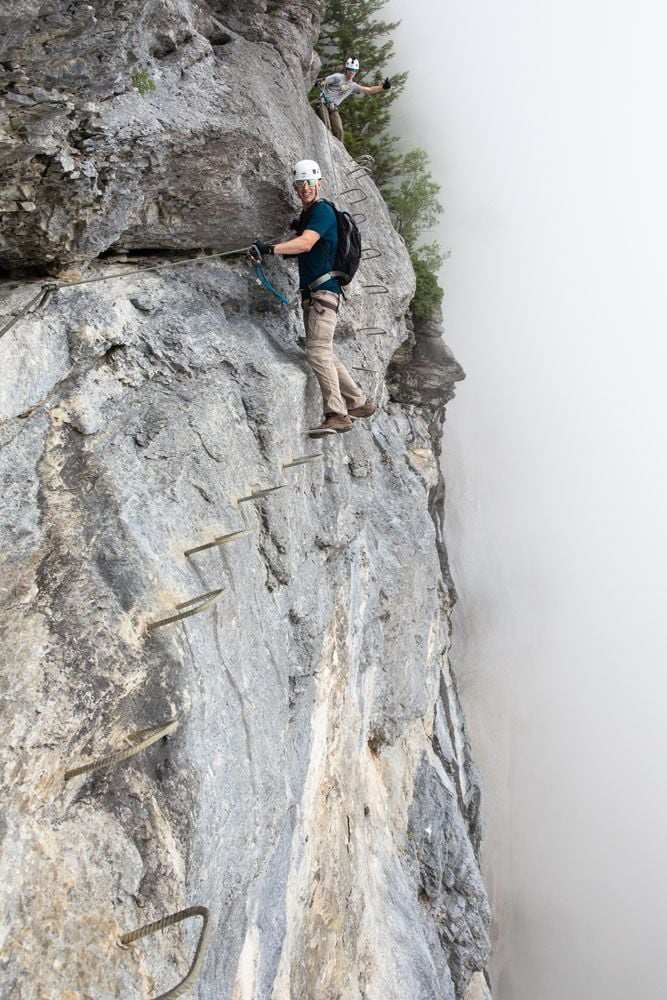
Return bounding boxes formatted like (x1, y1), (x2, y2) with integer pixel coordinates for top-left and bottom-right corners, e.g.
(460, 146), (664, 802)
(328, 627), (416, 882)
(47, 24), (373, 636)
(382, 77), (392, 90)
(289, 217), (301, 232)
(252, 240), (274, 257)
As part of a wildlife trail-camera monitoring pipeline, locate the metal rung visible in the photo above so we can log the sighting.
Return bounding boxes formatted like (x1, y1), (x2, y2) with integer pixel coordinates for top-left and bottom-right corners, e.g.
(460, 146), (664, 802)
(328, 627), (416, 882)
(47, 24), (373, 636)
(282, 453), (323, 468)
(352, 366), (380, 373)
(356, 327), (388, 335)
(360, 285), (389, 295)
(361, 247), (382, 260)
(339, 188), (367, 205)
(346, 165), (372, 178)
(120, 906), (211, 1000)
(0, 283), (58, 340)
(237, 484), (288, 504)
(147, 588), (230, 631)
(184, 529), (254, 558)
(355, 154), (375, 164)
(64, 719), (178, 781)
(351, 213), (367, 224)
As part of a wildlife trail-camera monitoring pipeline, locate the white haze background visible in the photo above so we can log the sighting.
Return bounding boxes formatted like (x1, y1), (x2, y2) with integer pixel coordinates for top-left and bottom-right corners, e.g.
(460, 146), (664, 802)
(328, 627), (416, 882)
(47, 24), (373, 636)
(385, 1), (667, 997)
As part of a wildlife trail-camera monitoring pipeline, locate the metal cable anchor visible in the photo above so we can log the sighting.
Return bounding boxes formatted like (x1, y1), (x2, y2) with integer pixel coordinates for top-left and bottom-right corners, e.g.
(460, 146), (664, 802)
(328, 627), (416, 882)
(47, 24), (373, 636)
(237, 484), (288, 504)
(184, 529), (254, 558)
(282, 454), (323, 469)
(339, 188), (368, 205)
(0, 282), (58, 340)
(64, 719), (178, 781)
(147, 588), (230, 631)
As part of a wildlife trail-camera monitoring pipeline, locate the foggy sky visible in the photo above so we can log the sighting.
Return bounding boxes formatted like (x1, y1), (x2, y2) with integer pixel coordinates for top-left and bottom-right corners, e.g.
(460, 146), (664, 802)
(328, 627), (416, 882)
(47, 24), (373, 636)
(386, 2), (667, 997)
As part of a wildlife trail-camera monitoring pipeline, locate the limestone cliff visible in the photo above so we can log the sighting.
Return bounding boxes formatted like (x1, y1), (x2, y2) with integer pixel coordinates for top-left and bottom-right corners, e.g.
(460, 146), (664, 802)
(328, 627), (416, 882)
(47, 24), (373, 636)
(0, 2), (491, 998)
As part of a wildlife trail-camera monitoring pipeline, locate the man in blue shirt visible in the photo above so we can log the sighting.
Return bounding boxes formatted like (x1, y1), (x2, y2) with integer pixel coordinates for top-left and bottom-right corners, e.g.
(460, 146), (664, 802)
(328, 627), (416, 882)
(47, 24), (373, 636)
(253, 160), (375, 437)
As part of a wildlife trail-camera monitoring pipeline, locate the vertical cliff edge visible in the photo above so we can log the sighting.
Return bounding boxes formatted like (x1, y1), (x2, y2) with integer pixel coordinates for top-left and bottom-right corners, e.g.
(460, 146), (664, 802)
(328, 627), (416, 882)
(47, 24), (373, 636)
(0, 2), (491, 998)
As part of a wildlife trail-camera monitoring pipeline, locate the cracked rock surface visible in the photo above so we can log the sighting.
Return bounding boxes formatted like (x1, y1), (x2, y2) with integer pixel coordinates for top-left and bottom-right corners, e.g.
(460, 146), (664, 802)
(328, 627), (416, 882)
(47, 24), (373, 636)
(0, 0), (322, 270)
(0, 2), (491, 998)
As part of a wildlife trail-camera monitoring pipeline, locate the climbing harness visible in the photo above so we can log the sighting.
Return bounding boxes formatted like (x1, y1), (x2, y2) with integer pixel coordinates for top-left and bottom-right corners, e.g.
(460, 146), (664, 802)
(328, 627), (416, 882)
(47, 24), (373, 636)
(0, 243), (272, 340)
(120, 906), (211, 1000)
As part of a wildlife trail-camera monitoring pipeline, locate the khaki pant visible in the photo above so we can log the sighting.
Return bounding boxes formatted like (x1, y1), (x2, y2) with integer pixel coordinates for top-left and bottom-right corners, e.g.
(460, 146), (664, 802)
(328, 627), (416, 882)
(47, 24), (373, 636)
(315, 102), (344, 143)
(303, 291), (365, 416)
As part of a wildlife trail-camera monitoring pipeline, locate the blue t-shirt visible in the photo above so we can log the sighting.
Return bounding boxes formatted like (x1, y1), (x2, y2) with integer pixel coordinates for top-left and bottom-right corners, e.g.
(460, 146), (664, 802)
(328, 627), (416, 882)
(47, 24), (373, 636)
(297, 201), (341, 295)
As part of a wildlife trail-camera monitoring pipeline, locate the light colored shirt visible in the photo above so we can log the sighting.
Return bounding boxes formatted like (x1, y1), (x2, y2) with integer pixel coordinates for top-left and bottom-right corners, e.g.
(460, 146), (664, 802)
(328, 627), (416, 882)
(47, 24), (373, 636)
(320, 73), (362, 108)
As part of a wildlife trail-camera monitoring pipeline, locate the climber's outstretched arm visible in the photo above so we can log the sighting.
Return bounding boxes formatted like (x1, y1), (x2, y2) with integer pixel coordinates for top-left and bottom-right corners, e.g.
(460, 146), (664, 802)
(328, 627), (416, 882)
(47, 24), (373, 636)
(273, 230), (321, 255)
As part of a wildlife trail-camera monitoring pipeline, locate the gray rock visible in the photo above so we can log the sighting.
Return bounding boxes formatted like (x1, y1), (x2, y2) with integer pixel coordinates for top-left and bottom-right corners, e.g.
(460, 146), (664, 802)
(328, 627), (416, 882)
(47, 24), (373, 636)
(0, 3), (491, 998)
(0, 0), (327, 270)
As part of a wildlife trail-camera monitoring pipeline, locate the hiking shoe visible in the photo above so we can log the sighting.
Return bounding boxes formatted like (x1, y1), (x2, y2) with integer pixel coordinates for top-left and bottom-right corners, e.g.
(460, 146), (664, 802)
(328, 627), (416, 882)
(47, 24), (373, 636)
(308, 413), (354, 437)
(348, 400), (376, 419)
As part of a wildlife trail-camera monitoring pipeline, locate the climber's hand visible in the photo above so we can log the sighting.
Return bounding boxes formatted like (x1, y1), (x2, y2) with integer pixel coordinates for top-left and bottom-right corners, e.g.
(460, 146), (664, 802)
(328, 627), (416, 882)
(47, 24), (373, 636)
(382, 77), (392, 90)
(252, 240), (274, 257)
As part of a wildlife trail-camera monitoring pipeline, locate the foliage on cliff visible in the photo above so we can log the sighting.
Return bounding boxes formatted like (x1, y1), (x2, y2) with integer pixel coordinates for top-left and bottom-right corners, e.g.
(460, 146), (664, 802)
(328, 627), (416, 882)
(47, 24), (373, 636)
(316, 0), (445, 320)
(315, 0), (407, 186)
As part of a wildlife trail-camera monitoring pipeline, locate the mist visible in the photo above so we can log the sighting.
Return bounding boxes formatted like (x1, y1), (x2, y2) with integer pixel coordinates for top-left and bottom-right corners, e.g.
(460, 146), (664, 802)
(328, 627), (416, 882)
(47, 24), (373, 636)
(385, 1), (667, 997)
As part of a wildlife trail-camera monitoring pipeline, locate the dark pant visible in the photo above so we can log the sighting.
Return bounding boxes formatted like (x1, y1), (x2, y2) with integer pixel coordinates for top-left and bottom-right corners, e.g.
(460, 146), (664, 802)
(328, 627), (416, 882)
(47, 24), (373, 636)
(315, 103), (344, 143)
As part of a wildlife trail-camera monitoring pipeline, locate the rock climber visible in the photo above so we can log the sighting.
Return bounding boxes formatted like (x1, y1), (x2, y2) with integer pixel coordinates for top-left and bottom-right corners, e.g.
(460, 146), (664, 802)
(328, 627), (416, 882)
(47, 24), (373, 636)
(315, 57), (392, 145)
(252, 159), (375, 438)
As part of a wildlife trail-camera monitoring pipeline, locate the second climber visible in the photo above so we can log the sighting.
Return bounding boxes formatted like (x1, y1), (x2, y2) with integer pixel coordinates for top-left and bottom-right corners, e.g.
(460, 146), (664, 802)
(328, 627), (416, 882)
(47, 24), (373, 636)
(316, 57), (391, 146)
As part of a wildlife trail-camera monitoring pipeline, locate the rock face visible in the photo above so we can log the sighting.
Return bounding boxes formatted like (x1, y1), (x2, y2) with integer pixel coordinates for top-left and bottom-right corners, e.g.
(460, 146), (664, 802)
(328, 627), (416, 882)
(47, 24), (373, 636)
(0, 2), (491, 998)
(0, 0), (322, 270)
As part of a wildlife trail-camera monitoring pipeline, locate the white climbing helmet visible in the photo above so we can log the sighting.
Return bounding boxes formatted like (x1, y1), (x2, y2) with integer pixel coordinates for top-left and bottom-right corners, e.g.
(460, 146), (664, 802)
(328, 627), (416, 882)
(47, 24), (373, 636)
(345, 57), (360, 72)
(293, 159), (322, 183)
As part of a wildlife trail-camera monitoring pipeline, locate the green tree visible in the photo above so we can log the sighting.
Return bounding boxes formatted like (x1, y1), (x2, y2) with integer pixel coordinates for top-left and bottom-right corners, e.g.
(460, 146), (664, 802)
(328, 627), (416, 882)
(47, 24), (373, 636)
(131, 70), (157, 97)
(410, 243), (446, 319)
(381, 148), (443, 249)
(382, 149), (445, 319)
